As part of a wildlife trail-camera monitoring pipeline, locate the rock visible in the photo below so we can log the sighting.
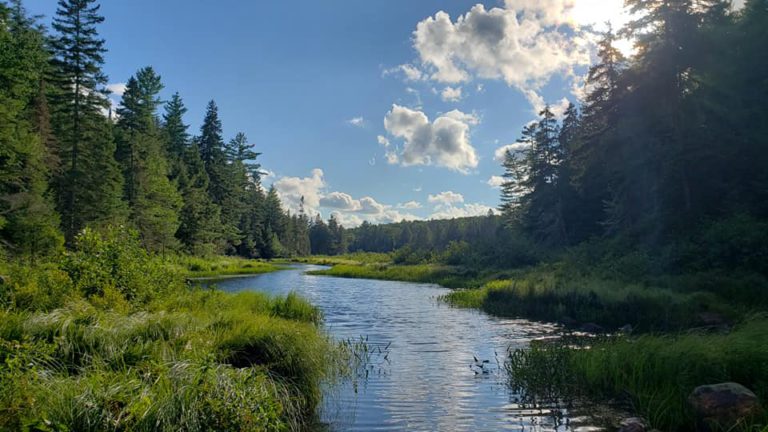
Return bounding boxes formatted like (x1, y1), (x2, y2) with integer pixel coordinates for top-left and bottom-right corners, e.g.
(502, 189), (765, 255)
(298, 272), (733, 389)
(689, 382), (763, 430)
(618, 417), (646, 432)
(579, 322), (605, 333)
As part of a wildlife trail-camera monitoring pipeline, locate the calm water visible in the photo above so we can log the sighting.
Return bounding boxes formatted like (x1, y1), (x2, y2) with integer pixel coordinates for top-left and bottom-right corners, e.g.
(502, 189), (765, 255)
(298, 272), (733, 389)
(207, 265), (601, 432)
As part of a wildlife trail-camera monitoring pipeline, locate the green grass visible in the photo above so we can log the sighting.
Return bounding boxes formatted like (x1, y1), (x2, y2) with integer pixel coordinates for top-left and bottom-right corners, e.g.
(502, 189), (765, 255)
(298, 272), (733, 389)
(307, 263), (492, 289)
(0, 228), (336, 431)
(280, 252), (393, 266)
(168, 255), (283, 278)
(506, 317), (768, 431)
(444, 270), (736, 332)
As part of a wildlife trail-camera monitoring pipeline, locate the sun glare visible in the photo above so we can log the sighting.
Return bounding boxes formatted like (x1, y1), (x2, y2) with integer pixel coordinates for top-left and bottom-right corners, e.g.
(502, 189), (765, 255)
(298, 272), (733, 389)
(570, 0), (637, 56)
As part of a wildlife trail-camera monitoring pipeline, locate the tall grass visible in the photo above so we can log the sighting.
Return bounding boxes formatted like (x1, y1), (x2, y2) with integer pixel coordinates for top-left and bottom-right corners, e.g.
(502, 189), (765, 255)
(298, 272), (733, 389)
(507, 318), (768, 431)
(0, 228), (335, 431)
(445, 268), (737, 332)
(307, 263), (489, 288)
(168, 254), (282, 278)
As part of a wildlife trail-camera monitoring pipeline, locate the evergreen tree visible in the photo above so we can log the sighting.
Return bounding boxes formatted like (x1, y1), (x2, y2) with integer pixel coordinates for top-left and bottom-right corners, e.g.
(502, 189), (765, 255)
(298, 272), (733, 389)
(162, 92), (188, 179)
(49, 0), (125, 241)
(115, 67), (181, 252)
(0, 2), (63, 259)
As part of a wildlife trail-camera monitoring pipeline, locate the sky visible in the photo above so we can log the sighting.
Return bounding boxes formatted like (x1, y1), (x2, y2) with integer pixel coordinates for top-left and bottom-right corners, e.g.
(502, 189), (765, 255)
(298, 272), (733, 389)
(23, 0), (656, 227)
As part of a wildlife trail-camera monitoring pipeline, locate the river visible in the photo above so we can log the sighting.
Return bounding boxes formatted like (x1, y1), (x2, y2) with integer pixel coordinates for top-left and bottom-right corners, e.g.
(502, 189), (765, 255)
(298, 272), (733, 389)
(206, 265), (600, 432)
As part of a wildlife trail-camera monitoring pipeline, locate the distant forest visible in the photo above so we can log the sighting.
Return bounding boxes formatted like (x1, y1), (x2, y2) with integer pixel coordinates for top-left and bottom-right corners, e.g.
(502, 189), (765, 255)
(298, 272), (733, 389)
(342, 0), (768, 271)
(2, 0), (767, 264)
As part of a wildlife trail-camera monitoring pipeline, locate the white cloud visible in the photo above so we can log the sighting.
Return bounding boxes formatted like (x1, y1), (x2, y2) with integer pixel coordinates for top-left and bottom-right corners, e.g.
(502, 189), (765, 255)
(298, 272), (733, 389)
(320, 192), (362, 211)
(428, 191), (465, 205)
(413, 5), (590, 88)
(398, 201), (423, 210)
(494, 142), (531, 162)
(347, 116), (365, 127)
(359, 196), (386, 215)
(488, 175), (505, 188)
(377, 135), (391, 147)
(383, 104), (479, 173)
(106, 82), (127, 96)
(384, 64), (425, 81)
(408, 1), (641, 111)
(330, 211), (364, 228)
(273, 168), (325, 214)
(430, 203), (495, 220)
(440, 86), (463, 102)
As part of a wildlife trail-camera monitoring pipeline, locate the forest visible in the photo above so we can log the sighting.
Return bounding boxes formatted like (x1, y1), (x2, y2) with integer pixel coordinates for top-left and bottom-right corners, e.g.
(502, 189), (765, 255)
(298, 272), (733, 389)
(2, 0), (768, 430)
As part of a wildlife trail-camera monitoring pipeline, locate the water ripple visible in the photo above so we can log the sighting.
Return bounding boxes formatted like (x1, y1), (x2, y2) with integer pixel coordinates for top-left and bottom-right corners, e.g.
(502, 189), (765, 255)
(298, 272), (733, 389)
(208, 265), (600, 432)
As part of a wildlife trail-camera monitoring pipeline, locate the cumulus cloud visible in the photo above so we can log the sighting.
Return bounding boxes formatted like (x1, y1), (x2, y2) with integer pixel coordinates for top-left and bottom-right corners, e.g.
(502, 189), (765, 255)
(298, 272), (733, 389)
(398, 201), (422, 210)
(347, 116), (365, 127)
(428, 191), (465, 205)
(383, 104), (479, 173)
(407, 1), (643, 110)
(273, 168), (325, 214)
(430, 203), (495, 220)
(383, 64), (425, 82)
(320, 192), (362, 211)
(330, 211), (364, 228)
(413, 4), (591, 89)
(494, 142), (531, 162)
(440, 86), (463, 102)
(488, 175), (505, 188)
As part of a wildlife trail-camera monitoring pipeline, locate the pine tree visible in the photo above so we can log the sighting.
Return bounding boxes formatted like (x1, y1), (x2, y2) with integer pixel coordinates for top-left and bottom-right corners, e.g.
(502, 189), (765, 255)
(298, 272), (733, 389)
(49, 0), (125, 241)
(0, 2), (64, 259)
(175, 138), (224, 255)
(162, 92), (188, 179)
(115, 67), (181, 252)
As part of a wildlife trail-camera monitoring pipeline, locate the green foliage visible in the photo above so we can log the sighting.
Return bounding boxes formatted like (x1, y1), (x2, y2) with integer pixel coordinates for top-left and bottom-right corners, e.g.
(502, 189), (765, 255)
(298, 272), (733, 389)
(0, 229), (334, 431)
(507, 319), (768, 431)
(62, 227), (181, 304)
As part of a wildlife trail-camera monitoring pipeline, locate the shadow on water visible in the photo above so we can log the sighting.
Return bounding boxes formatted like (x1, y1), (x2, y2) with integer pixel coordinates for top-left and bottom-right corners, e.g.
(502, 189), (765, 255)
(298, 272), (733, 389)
(202, 265), (609, 431)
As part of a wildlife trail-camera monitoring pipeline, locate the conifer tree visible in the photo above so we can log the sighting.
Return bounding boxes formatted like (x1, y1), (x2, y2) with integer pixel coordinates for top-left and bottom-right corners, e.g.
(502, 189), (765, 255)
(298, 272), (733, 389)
(115, 67), (181, 252)
(0, 2), (64, 259)
(49, 0), (125, 241)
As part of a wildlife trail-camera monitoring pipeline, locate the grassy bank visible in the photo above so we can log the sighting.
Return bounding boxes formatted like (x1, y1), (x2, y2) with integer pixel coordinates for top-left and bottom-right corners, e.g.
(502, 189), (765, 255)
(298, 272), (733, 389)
(507, 318), (768, 431)
(443, 268), (743, 332)
(0, 229), (334, 431)
(168, 255), (283, 278)
(306, 263), (494, 289)
(304, 249), (762, 333)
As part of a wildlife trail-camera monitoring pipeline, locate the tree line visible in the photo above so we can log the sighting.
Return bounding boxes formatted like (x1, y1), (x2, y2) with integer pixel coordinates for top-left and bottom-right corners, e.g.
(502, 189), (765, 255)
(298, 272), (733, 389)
(497, 0), (767, 252)
(0, 0), (332, 260)
(323, 0), (768, 270)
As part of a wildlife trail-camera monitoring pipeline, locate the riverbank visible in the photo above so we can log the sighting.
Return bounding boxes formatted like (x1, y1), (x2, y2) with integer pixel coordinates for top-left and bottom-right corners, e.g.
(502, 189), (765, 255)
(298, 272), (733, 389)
(169, 255), (283, 278)
(306, 251), (768, 430)
(0, 230), (334, 431)
(507, 318), (768, 430)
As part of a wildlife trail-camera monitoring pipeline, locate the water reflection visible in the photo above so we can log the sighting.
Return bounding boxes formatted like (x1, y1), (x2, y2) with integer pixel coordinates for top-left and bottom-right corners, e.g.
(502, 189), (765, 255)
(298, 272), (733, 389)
(205, 265), (601, 431)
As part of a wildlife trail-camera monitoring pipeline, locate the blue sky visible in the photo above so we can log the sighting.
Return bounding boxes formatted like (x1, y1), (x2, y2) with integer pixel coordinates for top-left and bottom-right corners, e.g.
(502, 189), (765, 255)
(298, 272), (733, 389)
(24, 0), (640, 226)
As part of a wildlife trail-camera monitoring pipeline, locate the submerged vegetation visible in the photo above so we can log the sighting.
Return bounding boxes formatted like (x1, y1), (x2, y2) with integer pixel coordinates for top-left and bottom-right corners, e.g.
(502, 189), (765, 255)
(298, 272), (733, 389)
(0, 229), (334, 431)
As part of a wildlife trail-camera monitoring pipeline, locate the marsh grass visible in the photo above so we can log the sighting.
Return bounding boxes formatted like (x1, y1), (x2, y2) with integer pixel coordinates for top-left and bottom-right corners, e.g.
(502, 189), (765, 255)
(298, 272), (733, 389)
(168, 255), (282, 278)
(307, 263), (490, 289)
(506, 318), (768, 431)
(0, 229), (336, 431)
(444, 268), (738, 332)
